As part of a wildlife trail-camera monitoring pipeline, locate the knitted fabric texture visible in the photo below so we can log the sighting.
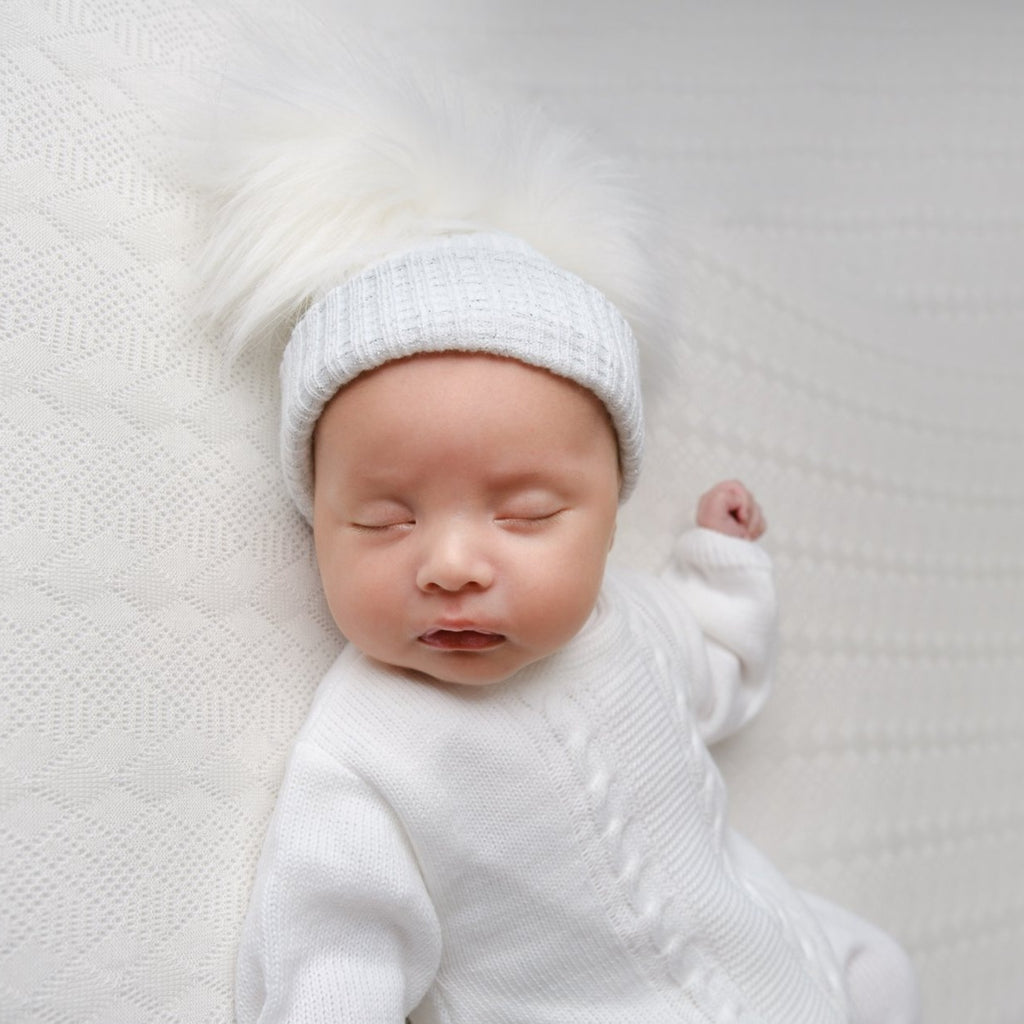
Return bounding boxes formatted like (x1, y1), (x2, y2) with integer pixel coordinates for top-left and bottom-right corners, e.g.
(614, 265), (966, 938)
(235, 530), (918, 1023)
(280, 231), (644, 521)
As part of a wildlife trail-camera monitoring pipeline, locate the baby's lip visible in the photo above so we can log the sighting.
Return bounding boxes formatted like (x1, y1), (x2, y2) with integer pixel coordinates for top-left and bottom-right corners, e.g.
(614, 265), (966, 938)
(418, 627), (506, 651)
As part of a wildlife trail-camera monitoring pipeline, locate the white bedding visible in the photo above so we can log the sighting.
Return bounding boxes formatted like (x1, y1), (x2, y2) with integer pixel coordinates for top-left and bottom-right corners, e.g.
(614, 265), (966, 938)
(3, 2), (1022, 1021)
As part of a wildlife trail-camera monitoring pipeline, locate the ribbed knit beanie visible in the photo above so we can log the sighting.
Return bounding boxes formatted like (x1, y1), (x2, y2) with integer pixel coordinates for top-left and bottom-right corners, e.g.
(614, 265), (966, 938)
(280, 231), (643, 522)
(197, 39), (666, 524)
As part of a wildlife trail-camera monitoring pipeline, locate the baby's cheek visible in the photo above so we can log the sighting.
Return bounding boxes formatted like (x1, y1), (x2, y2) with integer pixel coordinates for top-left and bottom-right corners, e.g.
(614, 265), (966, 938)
(325, 570), (383, 643)
(530, 569), (599, 649)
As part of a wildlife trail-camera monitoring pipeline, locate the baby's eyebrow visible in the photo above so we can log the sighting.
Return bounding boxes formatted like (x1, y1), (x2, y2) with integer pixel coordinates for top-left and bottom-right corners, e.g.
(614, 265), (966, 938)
(486, 470), (569, 495)
(352, 496), (411, 510)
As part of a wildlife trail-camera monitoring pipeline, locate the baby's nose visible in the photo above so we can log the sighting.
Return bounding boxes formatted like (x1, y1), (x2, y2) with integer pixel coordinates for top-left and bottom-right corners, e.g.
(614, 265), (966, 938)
(415, 522), (495, 593)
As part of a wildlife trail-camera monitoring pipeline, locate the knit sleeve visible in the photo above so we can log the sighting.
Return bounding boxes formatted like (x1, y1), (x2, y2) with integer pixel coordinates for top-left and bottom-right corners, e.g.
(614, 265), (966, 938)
(658, 528), (777, 746)
(235, 739), (442, 1024)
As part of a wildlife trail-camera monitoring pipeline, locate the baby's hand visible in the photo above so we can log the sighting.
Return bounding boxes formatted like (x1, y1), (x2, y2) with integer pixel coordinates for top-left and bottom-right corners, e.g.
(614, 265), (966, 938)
(696, 480), (766, 541)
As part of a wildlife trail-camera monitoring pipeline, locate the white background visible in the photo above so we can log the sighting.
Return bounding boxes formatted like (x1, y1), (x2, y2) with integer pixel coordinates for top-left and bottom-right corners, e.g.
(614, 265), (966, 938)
(2, 2), (1023, 1021)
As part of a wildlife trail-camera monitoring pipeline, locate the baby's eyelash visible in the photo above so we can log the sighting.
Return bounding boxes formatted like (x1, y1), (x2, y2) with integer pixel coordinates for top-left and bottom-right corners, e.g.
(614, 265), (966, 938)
(350, 519), (414, 532)
(496, 509), (565, 525)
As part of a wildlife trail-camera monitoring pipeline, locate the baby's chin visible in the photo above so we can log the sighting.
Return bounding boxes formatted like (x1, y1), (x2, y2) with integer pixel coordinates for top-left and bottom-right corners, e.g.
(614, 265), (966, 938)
(369, 645), (540, 688)
(408, 657), (526, 688)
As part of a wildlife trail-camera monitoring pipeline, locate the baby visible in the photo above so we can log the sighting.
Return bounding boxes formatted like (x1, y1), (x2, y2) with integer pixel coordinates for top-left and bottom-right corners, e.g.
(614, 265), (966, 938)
(230, 236), (918, 1024)
(199, 48), (921, 1024)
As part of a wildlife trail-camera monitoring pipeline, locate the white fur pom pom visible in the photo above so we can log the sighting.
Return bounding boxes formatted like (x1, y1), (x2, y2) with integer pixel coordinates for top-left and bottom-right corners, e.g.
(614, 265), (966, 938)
(197, 24), (672, 395)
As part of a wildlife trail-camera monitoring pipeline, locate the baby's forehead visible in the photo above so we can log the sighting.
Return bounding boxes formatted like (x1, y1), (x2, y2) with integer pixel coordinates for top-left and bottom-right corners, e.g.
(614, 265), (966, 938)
(312, 355), (617, 492)
(323, 353), (612, 433)
(339, 351), (592, 398)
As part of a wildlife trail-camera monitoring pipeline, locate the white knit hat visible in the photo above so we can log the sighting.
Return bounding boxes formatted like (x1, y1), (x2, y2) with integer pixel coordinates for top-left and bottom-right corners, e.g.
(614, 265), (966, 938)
(197, 42), (667, 523)
(280, 231), (643, 523)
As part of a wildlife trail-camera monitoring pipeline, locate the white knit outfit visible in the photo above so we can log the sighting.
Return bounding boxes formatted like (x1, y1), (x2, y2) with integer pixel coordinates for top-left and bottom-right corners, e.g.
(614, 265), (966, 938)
(236, 529), (919, 1024)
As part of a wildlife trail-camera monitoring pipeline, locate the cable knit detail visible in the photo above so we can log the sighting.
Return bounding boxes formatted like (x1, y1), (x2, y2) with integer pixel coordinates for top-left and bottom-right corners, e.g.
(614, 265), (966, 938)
(539, 606), (758, 1022)
(736, 866), (850, 1017)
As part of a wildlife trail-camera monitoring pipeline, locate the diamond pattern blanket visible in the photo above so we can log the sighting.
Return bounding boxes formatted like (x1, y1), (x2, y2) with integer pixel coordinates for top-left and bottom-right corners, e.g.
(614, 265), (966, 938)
(3, 2), (1022, 1021)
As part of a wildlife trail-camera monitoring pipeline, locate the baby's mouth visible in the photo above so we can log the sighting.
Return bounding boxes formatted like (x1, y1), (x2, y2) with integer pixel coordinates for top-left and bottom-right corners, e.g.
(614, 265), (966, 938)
(418, 628), (506, 651)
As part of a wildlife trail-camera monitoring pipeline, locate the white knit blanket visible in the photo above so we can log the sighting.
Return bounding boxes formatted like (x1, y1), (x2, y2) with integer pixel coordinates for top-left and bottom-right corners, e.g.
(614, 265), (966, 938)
(2, 2), (1022, 1022)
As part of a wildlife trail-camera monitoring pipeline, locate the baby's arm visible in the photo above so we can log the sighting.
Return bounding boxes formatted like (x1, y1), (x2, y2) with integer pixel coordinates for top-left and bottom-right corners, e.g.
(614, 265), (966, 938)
(661, 481), (776, 744)
(236, 740), (441, 1024)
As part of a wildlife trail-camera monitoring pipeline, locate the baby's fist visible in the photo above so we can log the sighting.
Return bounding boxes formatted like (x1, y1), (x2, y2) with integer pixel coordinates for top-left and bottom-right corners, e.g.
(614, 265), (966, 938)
(696, 480), (766, 541)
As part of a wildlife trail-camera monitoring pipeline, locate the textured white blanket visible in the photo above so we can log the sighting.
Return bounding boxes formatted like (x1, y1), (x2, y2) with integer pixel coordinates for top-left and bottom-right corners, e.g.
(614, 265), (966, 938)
(2, 2), (1022, 1022)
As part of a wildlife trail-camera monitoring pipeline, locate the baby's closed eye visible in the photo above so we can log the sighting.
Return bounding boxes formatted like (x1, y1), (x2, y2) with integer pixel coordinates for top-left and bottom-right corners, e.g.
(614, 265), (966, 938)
(494, 503), (567, 529)
(349, 501), (415, 531)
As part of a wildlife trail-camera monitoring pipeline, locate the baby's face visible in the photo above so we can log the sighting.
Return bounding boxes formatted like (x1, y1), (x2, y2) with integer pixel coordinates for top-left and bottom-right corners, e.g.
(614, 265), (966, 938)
(312, 353), (620, 686)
